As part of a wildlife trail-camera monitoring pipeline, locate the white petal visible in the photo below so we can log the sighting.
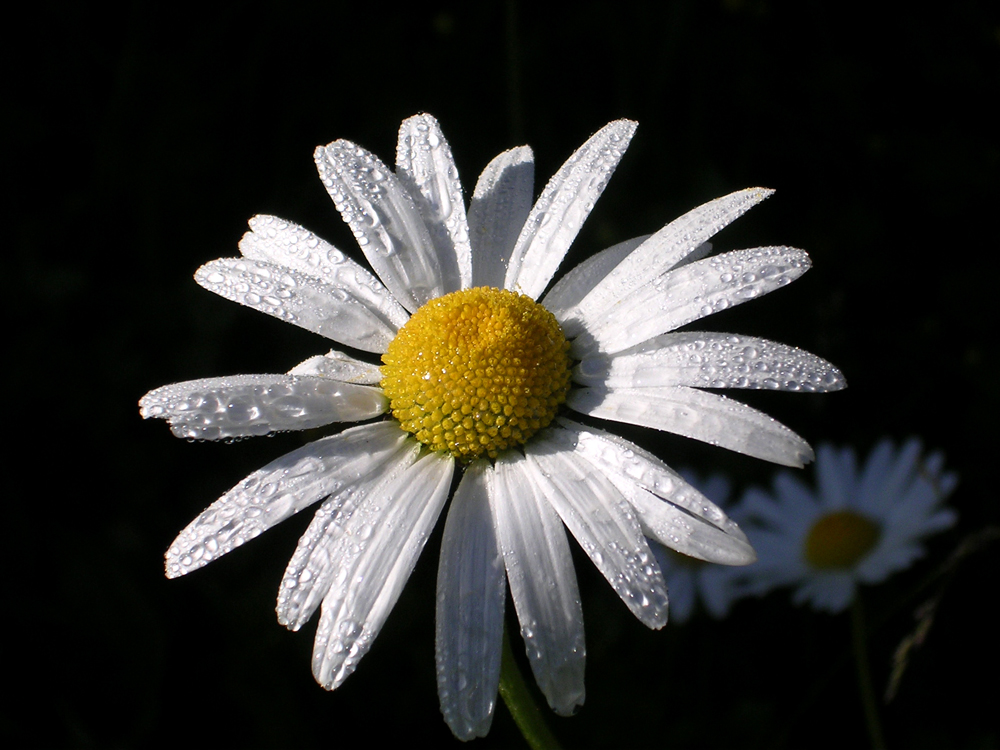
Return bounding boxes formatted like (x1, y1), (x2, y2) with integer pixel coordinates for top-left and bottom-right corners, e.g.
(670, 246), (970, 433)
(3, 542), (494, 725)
(315, 140), (444, 312)
(436, 461), (506, 741)
(311, 451), (455, 690)
(162, 422), (409, 578)
(562, 188), (773, 336)
(568, 385), (813, 467)
(488, 453), (586, 716)
(276, 436), (421, 630)
(467, 146), (535, 289)
(238, 214), (409, 331)
(195, 258), (400, 353)
(574, 246), (811, 357)
(527, 431), (669, 628)
(505, 120), (637, 299)
(287, 350), (383, 384)
(556, 418), (755, 565)
(139, 374), (387, 441)
(541, 236), (648, 325)
(574, 332), (846, 392)
(815, 444), (857, 511)
(396, 114), (472, 293)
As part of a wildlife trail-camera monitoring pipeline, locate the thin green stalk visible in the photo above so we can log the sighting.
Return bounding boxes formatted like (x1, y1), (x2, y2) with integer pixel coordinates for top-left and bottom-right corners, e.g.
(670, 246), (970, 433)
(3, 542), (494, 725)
(852, 596), (887, 750)
(499, 624), (563, 750)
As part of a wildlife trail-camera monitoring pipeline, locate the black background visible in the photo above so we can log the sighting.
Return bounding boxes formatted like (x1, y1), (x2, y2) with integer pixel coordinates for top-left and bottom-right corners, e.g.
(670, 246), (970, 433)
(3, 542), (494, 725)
(8, 1), (999, 747)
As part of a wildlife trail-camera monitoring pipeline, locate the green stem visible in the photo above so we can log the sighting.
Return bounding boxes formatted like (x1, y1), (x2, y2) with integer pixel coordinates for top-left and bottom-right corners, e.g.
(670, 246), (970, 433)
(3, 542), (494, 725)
(499, 624), (563, 750)
(851, 596), (887, 750)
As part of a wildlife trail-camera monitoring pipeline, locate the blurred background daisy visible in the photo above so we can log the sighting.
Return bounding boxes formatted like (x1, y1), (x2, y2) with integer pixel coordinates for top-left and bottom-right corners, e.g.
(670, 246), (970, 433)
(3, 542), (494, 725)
(735, 439), (959, 613)
(9, 1), (998, 748)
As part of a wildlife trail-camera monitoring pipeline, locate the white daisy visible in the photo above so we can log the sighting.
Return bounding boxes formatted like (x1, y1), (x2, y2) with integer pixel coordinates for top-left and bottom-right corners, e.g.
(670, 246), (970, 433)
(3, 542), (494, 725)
(140, 114), (845, 739)
(648, 472), (744, 623)
(735, 439), (958, 613)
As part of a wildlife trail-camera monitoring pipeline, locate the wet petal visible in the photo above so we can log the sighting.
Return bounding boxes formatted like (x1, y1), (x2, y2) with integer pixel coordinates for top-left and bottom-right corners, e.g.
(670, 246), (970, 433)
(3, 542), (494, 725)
(568, 384), (813, 467)
(287, 350), (383, 384)
(556, 418), (755, 565)
(195, 258), (400, 353)
(276, 436), (421, 630)
(542, 236), (648, 325)
(315, 139), (444, 312)
(436, 462), (506, 740)
(163, 422), (409, 578)
(527, 431), (669, 628)
(574, 332), (846, 392)
(239, 214), (409, 331)
(505, 120), (637, 299)
(562, 188), (773, 337)
(468, 146), (535, 289)
(574, 246), (811, 356)
(311, 452), (455, 690)
(488, 453), (586, 716)
(139, 374), (387, 441)
(396, 114), (472, 293)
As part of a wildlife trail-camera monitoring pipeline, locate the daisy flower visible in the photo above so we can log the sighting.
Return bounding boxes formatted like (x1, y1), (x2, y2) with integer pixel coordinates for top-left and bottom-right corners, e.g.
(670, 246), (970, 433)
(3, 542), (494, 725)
(648, 472), (745, 623)
(736, 439), (958, 612)
(140, 114), (845, 739)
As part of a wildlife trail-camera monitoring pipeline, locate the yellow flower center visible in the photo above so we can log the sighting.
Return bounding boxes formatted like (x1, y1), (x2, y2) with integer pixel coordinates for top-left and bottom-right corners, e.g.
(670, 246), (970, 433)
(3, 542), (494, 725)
(380, 287), (572, 460)
(803, 510), (881, 569)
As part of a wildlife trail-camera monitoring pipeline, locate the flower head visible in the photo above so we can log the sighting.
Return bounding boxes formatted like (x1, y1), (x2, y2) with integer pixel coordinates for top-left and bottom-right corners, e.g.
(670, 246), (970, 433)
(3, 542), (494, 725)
(140, 115), (844, 739)
(735, 439), (958, 612)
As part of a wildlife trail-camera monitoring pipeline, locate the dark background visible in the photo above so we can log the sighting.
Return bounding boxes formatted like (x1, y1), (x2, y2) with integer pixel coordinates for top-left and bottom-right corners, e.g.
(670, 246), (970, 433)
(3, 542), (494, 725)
(9, 1), (999, 747)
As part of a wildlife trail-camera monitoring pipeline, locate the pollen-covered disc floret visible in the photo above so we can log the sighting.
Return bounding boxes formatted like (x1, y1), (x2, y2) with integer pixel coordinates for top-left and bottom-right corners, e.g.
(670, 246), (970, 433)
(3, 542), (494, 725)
(380, 287), (572, 459)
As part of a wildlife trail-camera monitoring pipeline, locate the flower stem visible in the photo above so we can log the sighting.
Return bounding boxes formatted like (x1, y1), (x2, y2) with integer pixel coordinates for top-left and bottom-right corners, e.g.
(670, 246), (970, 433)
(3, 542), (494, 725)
(851, 596), (887, 750)
(499, 624), (563, 750)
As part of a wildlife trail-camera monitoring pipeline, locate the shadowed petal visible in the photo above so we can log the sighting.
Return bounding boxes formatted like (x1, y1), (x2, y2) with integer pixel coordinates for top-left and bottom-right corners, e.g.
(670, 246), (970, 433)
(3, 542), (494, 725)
(542, 236), (648, 323)
(468, 146), (535, 289)
(505, 120), (637, 299)
(436, 461), (506, 740)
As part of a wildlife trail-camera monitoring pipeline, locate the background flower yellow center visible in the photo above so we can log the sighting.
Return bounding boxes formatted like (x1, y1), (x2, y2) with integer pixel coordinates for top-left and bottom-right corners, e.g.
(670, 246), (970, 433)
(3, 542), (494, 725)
(380, 287), (572, 460)
(803, 510), (881, 569)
